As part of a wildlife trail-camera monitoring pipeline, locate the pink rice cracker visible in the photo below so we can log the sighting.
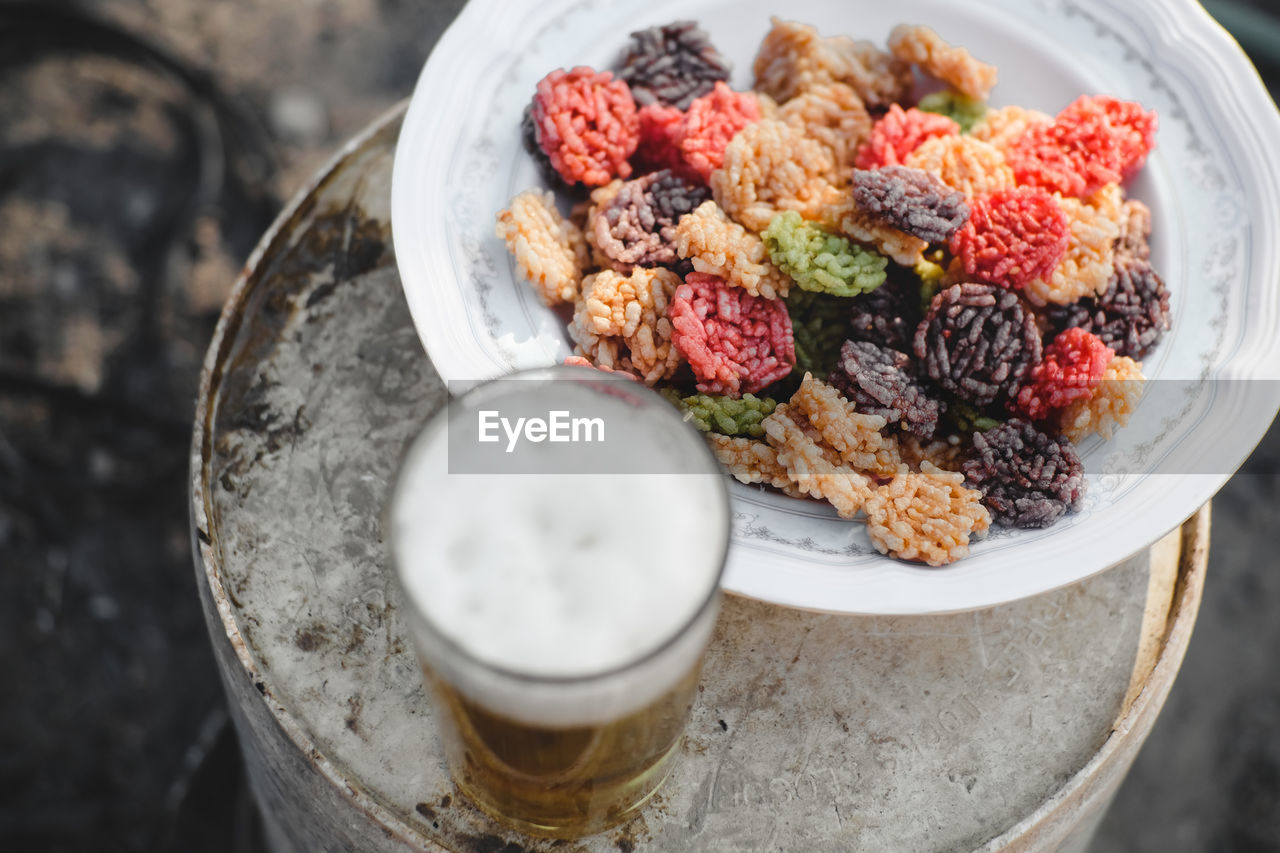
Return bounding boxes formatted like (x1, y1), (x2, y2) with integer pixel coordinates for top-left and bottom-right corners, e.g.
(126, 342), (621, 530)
(855, 104), (959, 171)
(563, 355), (640, 381)
(1008, 95), (1157, 197)
(531, 66), (640, 187)
(633, 102), (692, 176)
(670, 271), (796, 396)
(675, 81), (763, 182)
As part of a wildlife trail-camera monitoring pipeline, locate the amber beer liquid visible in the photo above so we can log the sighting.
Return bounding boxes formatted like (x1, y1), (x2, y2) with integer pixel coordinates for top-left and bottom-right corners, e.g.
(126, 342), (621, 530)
(422, 654), (704, 834)
(390, 368), (730, 837)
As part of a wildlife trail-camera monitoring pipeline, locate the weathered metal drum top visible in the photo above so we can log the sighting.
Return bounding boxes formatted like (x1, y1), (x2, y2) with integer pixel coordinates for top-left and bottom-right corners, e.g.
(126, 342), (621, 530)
(190, 107), (1208, 853)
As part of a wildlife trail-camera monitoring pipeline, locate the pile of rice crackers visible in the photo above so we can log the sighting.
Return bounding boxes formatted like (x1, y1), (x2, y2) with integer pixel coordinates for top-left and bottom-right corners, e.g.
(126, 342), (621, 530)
(496, 18), (1169, 567)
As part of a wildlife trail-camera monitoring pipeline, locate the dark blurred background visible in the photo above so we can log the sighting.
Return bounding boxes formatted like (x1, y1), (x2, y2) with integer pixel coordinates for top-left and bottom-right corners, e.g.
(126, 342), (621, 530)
(0, 1), (1276, 851)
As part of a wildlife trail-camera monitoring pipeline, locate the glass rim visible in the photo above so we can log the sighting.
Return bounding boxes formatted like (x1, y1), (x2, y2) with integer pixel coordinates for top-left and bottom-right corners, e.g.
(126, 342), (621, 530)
(386, 364), (732, 688)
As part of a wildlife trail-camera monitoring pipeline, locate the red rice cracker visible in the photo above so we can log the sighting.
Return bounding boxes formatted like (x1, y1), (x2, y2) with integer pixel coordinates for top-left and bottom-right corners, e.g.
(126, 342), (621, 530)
(1015, 327), (1114, 421)
(1007, 95), (1157, 197)
(949, 187), (1070, 290)
(856, 104), (960, 171)
(674, 81), (762, 182)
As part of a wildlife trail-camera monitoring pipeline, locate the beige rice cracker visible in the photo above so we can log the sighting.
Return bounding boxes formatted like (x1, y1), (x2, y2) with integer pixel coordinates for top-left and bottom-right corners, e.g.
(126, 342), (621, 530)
(887, 24), (998, 101)
(705, 433), (804, 497)
(753, 18), (912, 108)
(777, 82), (873, 180)
(762, 404), (874, 518)
(495, 189), (589, 306)
(864, 462), (991, 566)
(820, 197), (928, 267)
(674, 200), (791, 299)
(898, 433), (970, 473)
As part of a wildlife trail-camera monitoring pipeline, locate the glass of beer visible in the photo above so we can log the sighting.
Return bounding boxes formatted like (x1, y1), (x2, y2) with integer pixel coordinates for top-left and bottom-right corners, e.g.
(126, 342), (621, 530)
(389, 365), (730, 838)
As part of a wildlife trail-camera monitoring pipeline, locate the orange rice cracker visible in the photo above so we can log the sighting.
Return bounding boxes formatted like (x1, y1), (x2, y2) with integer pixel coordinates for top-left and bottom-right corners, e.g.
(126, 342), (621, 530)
(711, 119), (842, 232)
(903, 134), (1016, 197)
(569, 267), (682, 383)
(1057, 355), (1145, 442)
(789, 373), (901, 478)
(762, 404), (874, 518)
(970, 105), (1053, 153)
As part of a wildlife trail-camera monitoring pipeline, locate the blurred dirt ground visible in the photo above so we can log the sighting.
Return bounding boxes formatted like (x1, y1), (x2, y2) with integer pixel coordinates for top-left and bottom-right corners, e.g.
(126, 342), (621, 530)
(0, 1), (1276, 851)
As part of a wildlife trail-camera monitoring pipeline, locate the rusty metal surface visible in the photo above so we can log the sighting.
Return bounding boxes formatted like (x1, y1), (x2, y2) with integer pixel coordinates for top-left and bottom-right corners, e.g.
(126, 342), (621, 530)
(192, 106), (1206, 852)
(193, 107), (444, 853)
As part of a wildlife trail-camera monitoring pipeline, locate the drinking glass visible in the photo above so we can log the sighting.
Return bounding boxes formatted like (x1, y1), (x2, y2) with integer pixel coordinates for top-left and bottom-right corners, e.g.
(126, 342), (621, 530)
(389, 365), (730, 837)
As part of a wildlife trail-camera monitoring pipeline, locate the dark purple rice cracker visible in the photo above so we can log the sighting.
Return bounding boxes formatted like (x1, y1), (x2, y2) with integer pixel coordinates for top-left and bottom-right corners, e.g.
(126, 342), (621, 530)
(962, 419), (1086, 528)
(846, 271), (918, 354)
(828, 339), (943, 439)
(1045, 254), (1170, 360)
(618, 21), (732, 110)
(852, 166), (971, 244)
(914, 282), (1042, 408)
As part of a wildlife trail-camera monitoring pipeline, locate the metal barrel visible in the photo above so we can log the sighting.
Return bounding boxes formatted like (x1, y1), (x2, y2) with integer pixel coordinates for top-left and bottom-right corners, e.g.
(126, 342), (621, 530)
(190, 107), (1207, 853)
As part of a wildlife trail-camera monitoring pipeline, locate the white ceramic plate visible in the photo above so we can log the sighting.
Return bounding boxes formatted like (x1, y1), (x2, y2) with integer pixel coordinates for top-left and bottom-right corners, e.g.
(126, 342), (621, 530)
(391, 0), (1280, 614)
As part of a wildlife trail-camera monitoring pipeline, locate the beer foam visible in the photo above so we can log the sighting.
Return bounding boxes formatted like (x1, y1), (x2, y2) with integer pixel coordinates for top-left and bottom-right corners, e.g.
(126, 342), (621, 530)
(392, 376), (728, 727)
